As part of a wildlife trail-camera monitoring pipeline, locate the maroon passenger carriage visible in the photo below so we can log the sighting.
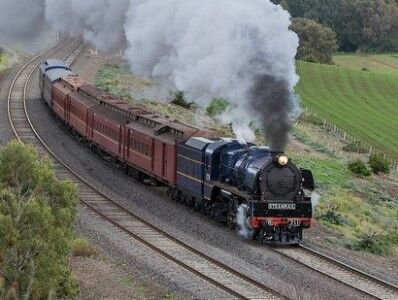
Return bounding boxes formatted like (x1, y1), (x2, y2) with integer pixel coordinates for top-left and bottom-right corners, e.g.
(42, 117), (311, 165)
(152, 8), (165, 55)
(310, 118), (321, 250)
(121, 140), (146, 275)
(39, 59), (212, 187)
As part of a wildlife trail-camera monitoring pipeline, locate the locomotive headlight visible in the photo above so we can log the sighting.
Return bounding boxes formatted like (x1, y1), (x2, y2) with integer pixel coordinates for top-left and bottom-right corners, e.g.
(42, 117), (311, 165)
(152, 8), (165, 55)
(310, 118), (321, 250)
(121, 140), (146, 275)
(277, 155), (289, 166)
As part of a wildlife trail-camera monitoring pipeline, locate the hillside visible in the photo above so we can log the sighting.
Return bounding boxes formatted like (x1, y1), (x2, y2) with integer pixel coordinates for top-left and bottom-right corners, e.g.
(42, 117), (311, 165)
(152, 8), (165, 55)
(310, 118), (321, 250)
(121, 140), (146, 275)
(296, 54), (398, 158)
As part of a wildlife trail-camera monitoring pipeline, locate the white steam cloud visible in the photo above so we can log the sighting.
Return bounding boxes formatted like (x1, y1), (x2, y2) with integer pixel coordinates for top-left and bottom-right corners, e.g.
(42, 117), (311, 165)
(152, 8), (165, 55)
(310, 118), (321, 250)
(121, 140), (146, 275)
(236, 204), (254, 240)
(124, 0), (300, 146)
(0, 0), (45, 41)
(45, 0), (129, 52)
(0, 0), (55, 51)
(0, 0), (300, 148)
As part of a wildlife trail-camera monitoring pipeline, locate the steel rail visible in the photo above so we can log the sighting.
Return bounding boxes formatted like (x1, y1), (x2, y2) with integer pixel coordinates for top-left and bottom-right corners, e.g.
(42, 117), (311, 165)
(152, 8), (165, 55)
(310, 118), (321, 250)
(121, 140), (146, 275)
(271, 244), (398, 300)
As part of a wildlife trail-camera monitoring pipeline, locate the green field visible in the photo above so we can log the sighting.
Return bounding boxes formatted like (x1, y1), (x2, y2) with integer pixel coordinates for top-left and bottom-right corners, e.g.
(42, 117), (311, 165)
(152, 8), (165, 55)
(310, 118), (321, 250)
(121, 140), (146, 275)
(296, 54), (398, 158)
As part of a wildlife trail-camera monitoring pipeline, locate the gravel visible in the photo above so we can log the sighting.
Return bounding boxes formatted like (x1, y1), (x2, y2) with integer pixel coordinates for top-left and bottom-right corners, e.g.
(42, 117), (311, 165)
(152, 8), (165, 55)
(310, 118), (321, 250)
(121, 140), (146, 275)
(0, 67), (21, 144)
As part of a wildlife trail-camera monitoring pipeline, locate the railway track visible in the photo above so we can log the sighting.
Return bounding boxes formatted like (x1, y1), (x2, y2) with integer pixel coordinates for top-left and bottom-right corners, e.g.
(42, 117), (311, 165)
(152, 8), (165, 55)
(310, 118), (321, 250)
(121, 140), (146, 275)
(273, 245), (398, 299)
(7, 40), (285, 300)
(7, 39), (398, 300)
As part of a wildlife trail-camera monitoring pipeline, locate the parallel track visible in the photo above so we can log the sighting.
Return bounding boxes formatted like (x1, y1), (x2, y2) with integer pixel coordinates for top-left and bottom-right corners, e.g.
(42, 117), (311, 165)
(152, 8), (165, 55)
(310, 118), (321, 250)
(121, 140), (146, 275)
(273, 245), (398, 299)
(7, 40), (284, 300)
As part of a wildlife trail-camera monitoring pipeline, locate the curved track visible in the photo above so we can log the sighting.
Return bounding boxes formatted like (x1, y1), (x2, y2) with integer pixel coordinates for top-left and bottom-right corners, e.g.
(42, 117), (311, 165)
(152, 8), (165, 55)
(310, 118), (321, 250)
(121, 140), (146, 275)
(7, 40), (284, 300)
(7, 39), (398, 300)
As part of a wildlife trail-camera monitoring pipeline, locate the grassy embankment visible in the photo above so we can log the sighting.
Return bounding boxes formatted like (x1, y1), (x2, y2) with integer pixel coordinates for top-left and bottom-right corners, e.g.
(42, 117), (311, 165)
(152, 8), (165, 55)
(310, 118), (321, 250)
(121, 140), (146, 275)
(294, 54), (398, 256)
(94, 60), (398, 258)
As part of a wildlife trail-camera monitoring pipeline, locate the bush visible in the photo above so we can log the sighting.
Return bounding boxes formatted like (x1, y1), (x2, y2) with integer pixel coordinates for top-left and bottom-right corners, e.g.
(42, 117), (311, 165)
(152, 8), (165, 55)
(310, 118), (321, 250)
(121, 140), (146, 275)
(342, 142), (368, 154)
(206, 98), (229, 117)
(368, 154), (390, 174)
(315, 202), (343, 225)
(351, 232), (393, 256)
(348, 160), (371, 177)
(0, 141), (78, 299)
(171, 91), (193, 109)
(72, 238), (97, 257)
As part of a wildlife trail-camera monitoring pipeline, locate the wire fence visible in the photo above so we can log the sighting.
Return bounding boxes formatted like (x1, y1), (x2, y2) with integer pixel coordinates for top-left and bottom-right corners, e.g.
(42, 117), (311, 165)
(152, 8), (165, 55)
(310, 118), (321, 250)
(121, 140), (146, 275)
(300, 108), (398, 171)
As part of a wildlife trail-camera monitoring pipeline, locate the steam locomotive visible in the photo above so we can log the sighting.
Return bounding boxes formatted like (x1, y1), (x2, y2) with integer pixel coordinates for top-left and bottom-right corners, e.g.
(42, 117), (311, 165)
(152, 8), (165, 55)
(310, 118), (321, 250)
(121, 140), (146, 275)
(39, 59), (314, 245)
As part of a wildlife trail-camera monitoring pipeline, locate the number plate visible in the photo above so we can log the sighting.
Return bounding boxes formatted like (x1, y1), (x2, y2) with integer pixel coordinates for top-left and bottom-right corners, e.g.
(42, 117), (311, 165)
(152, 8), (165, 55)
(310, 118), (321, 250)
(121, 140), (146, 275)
(268, 203), (296, 210)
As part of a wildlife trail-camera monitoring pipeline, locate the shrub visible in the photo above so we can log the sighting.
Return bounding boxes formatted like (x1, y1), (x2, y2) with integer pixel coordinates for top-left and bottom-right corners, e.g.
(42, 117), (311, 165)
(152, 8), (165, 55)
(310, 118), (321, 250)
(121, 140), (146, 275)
(368, 154), (390, 174)
(72, 238), (97, 257)
(171, 91), (193, 109)
(348, 160), (371, 177)
(315, 202), (343, 225)
(0, 141), (78, 299)
(342, 142), (368, 154)
(206, 98), (229, 117)
(351, 232), (393, 256)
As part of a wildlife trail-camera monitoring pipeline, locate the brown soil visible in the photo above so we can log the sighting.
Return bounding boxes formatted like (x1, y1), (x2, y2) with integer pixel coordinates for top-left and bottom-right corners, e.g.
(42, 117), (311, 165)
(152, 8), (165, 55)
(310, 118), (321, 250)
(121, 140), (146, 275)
(70, 256), (164, 300)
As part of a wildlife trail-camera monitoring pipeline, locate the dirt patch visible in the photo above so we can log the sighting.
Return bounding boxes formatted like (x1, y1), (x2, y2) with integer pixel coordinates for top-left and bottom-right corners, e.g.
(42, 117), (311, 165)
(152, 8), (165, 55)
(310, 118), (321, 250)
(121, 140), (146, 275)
(74, 47), (122, 82)
(70, 256), (165, 300)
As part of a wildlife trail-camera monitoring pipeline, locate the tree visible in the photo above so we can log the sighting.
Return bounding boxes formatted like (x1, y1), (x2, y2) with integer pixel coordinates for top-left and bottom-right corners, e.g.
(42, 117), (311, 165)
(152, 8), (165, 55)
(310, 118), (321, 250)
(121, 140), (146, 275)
(0, 141), (79, 299)
(290, 18), (338, 64)
(339, 0), (398, 52)
(206, 98), (229, 117)
(274, 0), (398, 52)
(171, 91), (194, 109)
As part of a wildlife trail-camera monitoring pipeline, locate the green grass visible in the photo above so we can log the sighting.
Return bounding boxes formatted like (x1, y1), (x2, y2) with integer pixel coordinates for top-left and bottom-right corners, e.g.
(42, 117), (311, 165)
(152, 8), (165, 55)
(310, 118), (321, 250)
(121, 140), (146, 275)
(290, 153), (350, 191)
(334, 53), (398, 75)
(296, 55), (398, 158)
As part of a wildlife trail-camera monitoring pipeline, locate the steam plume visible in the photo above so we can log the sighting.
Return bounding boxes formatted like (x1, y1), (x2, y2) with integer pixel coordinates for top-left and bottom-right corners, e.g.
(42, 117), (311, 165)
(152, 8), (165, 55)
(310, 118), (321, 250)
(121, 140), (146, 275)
(236, 204), (254, 240)
(45, 0), (129, 52)
(0, 0), (45, 40)
(123, 0), (300, 148)
(1, 0), (300, 149)
(0, 0), (55, 51)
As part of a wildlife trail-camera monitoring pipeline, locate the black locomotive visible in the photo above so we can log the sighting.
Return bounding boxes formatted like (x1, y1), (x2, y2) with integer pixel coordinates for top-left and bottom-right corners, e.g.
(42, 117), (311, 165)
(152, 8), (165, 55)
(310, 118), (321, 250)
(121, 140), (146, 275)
(174, 138), (315, 244)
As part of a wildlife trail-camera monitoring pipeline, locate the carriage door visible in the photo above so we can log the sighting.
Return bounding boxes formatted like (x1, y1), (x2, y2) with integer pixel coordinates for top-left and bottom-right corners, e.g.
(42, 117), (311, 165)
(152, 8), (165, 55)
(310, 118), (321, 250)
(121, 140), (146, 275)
(163, 143), (167, 178)
(153, 139), (164, 178)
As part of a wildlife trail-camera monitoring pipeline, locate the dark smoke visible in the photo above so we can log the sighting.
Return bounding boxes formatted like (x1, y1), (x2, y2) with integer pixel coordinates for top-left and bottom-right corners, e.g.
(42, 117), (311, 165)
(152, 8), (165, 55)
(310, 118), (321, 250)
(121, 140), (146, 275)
(249, 75), (298, 150)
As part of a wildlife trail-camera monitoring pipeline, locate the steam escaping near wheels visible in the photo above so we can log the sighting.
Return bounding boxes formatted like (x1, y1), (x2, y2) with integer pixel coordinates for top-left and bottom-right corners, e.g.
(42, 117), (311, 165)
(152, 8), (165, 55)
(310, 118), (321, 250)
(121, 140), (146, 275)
(1, 0), (300, 149)
(236, 204), (254, 240)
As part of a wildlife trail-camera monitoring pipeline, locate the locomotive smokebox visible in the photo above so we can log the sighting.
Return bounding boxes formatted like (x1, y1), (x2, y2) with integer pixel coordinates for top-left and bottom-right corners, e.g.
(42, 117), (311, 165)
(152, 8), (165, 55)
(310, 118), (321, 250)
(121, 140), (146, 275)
(260, 156), (302, 200)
